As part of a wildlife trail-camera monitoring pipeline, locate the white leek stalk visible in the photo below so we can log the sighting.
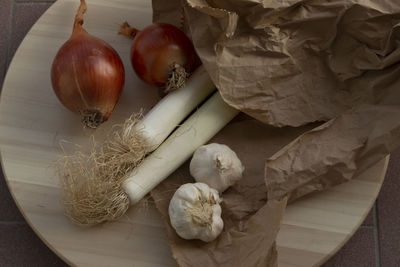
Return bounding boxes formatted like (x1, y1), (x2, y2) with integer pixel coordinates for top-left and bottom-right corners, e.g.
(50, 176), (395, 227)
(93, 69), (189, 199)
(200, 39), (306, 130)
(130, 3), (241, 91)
(138, 66), (215, 152)
(123, 92), (239, 204)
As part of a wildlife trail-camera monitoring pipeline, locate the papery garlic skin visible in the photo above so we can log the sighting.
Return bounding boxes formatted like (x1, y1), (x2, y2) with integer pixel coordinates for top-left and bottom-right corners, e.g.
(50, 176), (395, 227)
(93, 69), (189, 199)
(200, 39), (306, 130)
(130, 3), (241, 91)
(190, 143), (245, 192)
(168, 183), (223, 242)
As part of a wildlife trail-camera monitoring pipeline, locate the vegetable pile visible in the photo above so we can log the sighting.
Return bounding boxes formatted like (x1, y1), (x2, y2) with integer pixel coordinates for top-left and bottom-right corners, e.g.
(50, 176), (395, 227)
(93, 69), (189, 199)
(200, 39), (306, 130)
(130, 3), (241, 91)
(56, 0), (239, 226)
(44, 0), (400, 265)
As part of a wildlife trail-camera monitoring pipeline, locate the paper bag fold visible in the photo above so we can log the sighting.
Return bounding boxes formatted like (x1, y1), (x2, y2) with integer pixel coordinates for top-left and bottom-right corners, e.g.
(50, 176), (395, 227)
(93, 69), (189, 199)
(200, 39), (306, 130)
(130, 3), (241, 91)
(266, 103), (400, 202)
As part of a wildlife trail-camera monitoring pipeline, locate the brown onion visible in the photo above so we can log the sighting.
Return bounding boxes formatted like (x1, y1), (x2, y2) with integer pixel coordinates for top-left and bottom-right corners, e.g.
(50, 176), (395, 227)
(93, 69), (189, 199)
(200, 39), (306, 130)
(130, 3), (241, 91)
(51, 0), (124, 128)
(119, 22), (198, 92)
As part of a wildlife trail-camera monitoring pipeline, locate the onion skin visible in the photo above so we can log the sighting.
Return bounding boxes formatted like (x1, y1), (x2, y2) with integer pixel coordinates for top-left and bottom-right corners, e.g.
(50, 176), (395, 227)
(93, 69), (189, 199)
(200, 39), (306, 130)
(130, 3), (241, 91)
(130, 23), (198, 88)
(51, 0), (125, 128)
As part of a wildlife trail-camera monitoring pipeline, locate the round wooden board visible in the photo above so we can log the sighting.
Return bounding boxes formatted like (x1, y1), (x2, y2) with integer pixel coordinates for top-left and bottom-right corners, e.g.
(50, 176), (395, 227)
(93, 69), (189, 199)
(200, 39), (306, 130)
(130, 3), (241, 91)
(0, 0), (388, 266)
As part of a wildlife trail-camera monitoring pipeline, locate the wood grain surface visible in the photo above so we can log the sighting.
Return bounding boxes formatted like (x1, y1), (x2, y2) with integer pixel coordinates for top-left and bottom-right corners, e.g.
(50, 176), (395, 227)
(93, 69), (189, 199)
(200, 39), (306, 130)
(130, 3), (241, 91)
(0, 0), (388, 266)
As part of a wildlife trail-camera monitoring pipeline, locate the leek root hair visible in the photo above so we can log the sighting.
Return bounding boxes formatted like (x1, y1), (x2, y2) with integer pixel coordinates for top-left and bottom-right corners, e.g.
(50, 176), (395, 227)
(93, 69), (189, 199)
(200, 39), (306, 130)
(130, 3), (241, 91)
(57, 114), (147, 225)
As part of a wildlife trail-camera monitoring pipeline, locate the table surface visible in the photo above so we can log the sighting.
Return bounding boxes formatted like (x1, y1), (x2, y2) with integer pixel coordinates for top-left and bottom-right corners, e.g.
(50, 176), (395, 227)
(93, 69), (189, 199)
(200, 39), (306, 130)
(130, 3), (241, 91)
(0, 1), (400, 267)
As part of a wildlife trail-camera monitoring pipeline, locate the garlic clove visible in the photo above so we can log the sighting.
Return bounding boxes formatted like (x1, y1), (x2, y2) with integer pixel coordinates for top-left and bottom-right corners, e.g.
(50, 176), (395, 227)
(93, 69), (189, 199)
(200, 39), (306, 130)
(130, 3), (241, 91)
(168, 183), (224, 242)
(190, 143), (245, 192)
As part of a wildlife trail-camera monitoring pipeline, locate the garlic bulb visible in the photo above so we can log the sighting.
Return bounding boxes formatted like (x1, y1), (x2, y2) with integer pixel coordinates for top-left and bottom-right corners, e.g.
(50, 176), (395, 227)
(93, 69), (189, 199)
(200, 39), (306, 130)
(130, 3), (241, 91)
(190, 143), (244, 192)
(168, 183), (223, 242)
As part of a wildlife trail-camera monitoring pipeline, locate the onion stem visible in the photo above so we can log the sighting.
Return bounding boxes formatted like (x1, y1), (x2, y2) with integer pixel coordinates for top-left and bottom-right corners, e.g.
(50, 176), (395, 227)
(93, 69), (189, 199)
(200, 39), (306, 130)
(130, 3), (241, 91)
(73, 0), (87, 30)
(118, 21), (139, 39)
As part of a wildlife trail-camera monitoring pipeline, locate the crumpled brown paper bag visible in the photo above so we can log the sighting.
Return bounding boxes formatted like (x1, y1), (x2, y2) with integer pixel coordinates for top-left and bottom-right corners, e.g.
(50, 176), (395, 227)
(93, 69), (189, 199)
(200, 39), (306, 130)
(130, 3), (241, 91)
(150, 0), (400, 266)
(155, 0), (400, 127)
(266, 103), (400, 203)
